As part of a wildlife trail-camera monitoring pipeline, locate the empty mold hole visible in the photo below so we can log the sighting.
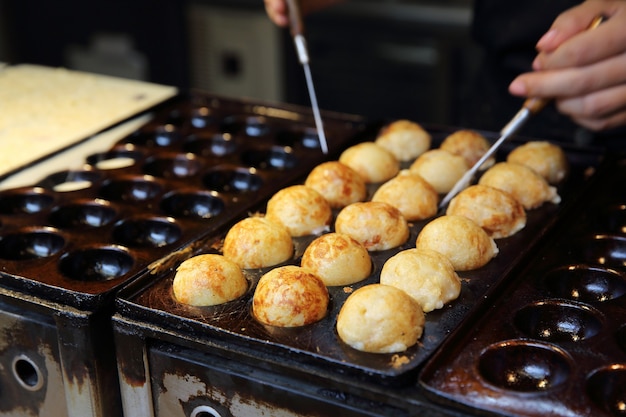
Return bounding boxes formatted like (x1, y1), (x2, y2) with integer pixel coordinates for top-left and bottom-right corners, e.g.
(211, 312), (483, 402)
(544, 264), (626, 303)
(38, 171), (102, 193)
(477, 340), (572, 392)
(203, 168), (263, 193)
(514, 300), (603, 342)
(222, 115), (269, 137)
(160, 191), (225, 219)
(143, 154), (202, 179)
(86, 150), (141, 170)
(184, 133), (237, 157)
(191, 405), (222, 417)
(569, 235), (626, 270)
(59, 246), (134, 281)
(113, 217), (182, 248)
(48, 200), (117, 229)
(0, 229), (65, 260)
(587, 364), (626, 416)
(12, 355), (43, 391)
(99, 177), (163, 202)
(240, 147), (297, 170)
(275, 127), (323, 149)
(0, 188), (55, 215)
(594, 204), (626, 234)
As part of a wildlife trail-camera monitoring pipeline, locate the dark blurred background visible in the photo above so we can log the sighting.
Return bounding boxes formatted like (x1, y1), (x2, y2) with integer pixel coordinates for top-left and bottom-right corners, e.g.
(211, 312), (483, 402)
(0, 0), (478, 125)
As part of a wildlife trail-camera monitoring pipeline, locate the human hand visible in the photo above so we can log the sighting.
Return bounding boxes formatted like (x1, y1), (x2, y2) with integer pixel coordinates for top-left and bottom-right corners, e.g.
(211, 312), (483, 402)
(509, 0), (626, 131)
(263, 0), (344, 28)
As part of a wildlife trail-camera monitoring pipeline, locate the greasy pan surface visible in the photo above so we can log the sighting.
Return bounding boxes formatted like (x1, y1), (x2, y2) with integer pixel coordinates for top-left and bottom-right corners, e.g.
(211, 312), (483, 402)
(419, 153), (626, 417)
(0, 92), (365, 309)
(115, 125), (604, 384)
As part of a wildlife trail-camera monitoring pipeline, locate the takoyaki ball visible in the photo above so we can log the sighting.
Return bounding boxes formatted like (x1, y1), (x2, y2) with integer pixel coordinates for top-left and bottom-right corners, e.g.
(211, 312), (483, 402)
(415, 215), (499, 271)
(375, 119), (431, 162)
(371, 170), (438, 221)
(380, 248), (461, 313)
(506, 141), (569, 184)
(339, 142), (400, 183)
(222, 216), (293, 269)
(265, 185), (332, 237)
(478, 162), (561, 210)
(252, 265), (329, 327)
(440, 129), (495, 170)
(173, 254), (248, 306)
(409, 149), (469, 194)
(304, 161), (367, 209)
(335, 201), (409, 251)
(336, 284), (425, 354)
(447, 184), (526, 239)
(301, 232), (371, 286)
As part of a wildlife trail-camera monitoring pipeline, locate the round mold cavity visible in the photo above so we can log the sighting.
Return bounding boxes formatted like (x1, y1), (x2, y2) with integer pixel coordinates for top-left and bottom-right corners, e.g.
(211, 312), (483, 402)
(240, 146), (297, 170)
(594, 204), (626, 234)
(0, 188), (55, 215)
(48, 200), (117, 229)
(618, 325), (626, 353)
(190, 405), (222, 417)
(275, 127), (323, 149)
(203, 167), (263, 193)
(12, 354), (44, 392)
(38, 170), (102, 193)
(190, 106), (217, 129)
(570, 235), (626, 270)
(142, 153), (202, 179)
(112, 217), (182, 248)
(160, 190), (225, 219)
(58, 245), (134, 281)
(86, 149), (142, 171)
(99, 176), (163, 202)
(124, 124), (182, 147)
(477, 340), (572, 392)
(0, 228), (65, 260)
(544, 264), (626, 303)
(587, 364), (626, 416)
(222, 115), (270, 137)
(513, 300), (603, 343)
(184, 133), (238, 157)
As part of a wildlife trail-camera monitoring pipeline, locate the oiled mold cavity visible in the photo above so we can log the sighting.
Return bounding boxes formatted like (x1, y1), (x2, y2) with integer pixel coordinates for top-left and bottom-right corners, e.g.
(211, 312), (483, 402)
(59, 246), (133, 281)
(38, 170), (102, 193)
(569, 235), (626, 270)
(48, 200), (117, 229)
(0, 228), (65, 260)
(160, 191), (225, 219)
(240, 147), (297, 170)
(477, 340), (571, 392)
(594, 204), (626, 234)
(86, 149), (142, 171)
(12, 354), (44, 391)
(124, 124), (182, 147)
(203, 168), (263, 193)
(587, 365), (626, 416)
(190, 106), (217, 129)
(544, 264), (626, 303)
(275, 127), (322, 149)
(113, 217), (182, 248)
(222, 115), (270, 137)
(0, 188), (54, 215)
(514, 300), (603, 343)
(142, 154), (202, 179)
(184, 133), (237, 157)
(99, 176), (163, 202)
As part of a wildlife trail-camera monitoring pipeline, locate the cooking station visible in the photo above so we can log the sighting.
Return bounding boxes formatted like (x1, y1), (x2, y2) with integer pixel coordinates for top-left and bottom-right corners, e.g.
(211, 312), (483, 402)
(0, 20), (625, 417)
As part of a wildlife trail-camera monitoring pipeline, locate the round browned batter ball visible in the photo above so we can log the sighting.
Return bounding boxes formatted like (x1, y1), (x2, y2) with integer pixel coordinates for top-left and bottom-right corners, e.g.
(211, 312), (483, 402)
(415, 215), (499, 271)
(173, 254), (248, 306)
(380, 248), (461, 312)
(336, 284), (425, 353)
(478, 162), (561, 210)
(447, 184), (526, 239)
(252, 265), (329, 327)
(371, 170), (438, 221)
(506, 141), (569, 184)
(304, 161), (367, 208)
(301, 232), (372, 286)
(265, 185), (332, 237)
(339, 142), (400, 183)
(440, 129), (495, 169)
(409, 149), (469, 194)
(222, 216), (293, 269)
(335, 201), (409, 251)
(374, 119), (431, 162)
